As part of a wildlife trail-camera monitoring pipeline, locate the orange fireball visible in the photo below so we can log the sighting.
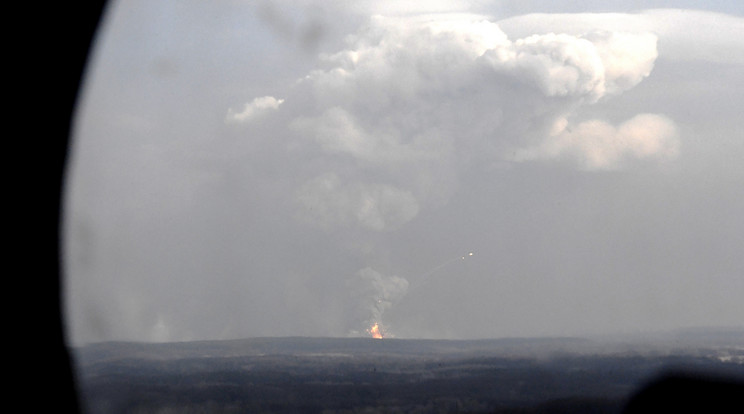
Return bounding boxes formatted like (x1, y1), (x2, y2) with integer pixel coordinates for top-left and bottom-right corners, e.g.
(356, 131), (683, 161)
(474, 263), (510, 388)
(367, 322), (383, 339)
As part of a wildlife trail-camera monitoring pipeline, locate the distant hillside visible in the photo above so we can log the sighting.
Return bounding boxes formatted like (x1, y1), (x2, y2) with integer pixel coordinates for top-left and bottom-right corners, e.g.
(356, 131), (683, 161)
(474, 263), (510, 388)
(74, 336), (598, 364)
(71, 334), (744, 414)
(73, 328), (744, 363)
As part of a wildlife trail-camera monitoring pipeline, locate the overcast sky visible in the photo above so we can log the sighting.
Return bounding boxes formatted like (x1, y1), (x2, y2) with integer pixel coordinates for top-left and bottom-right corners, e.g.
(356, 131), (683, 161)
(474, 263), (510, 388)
(64, 0), (744, 345)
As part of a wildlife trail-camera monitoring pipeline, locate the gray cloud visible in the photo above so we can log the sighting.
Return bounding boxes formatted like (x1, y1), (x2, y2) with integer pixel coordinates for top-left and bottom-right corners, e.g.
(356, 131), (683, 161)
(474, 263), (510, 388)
(296, 173), (420, 231)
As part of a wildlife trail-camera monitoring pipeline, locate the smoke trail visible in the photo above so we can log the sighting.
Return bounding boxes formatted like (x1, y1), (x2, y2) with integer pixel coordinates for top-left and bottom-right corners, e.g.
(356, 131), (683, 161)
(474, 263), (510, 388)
(347, 267), (409, 337)
(411, 252), (474, 290)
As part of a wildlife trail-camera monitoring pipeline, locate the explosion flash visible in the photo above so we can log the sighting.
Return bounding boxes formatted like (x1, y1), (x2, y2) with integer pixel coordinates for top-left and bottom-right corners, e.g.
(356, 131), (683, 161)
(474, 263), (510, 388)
(367, 322), (384, 339)
(354, 254), (473, 339)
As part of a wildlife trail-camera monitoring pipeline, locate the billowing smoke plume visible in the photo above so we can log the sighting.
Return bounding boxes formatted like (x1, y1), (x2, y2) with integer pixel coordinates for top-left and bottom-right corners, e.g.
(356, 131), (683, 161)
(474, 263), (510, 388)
(225, 15), (679, 336)
(515, 113), (679, 169)
(296, 173), (419, 231)
(231, 13), (677, 231)
(346, 267), (409, 336)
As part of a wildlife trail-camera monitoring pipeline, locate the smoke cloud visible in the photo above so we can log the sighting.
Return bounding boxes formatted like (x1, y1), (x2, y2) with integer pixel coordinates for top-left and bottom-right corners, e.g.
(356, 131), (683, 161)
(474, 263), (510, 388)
(226, 96), (285, 124)
(239, 14), (676, 229)
(296, 173), (420, 231)
(515, 113), (679, 170)
(347, 267), (409, 336)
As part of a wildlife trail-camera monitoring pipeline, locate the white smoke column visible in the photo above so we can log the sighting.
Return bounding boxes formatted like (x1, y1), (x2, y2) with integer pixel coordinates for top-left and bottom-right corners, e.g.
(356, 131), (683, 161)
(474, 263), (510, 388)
(295, 173), (420, 231)
(347, 267), (409, 336)
(271, 14), (676, 232)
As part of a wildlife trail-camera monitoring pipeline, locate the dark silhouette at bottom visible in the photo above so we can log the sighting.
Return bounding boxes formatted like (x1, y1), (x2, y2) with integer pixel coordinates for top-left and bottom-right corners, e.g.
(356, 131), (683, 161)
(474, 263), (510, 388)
(623, 372), (744, 413)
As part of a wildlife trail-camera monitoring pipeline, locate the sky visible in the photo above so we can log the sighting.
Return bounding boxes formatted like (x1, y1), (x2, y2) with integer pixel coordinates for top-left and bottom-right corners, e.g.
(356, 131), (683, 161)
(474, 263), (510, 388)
(64, 0), (744, 345)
